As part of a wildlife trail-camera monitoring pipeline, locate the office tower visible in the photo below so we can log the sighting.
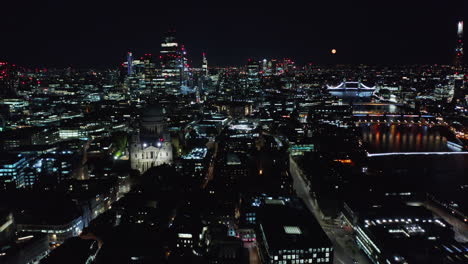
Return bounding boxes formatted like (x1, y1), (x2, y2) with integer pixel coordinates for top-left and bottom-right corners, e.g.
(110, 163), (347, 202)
(127, 52), (133, 76)
(180, 45), (192, 86)
(247, 59), (260, 76)
(452, 21), (465, 103)
(455, 21), (464, 68)
(141, 53), (158, 93)
(202, 52), (208, 76)
(0, 62), (18, 97)
(0, 153), (28, 189)
(160, 30), (182, 94)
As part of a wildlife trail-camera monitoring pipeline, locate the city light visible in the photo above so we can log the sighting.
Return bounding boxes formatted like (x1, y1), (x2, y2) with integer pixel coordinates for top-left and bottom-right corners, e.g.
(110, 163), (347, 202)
(0, 6), (467, 264)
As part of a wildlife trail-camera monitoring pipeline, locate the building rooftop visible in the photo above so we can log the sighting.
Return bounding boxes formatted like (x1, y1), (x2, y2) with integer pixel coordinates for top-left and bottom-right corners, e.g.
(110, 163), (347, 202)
(345, 194), (468, 264)
(182, 148), (208, 160)
(258, 198), (332, 252)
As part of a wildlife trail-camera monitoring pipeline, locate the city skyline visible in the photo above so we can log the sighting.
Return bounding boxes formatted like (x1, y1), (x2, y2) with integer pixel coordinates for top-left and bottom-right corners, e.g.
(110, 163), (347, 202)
(1, 2), (468, 264)
(1, 0), (467, 68)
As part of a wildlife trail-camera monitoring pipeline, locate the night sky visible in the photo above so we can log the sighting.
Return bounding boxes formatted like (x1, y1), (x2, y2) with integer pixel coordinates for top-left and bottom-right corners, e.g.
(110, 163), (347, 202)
(1, 0), (466, 68)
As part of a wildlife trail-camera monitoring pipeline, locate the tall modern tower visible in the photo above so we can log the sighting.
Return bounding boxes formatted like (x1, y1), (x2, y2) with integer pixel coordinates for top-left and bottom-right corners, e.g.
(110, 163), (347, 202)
(127, 52), (133, 76)
(180, 45), (192, 86)
(160, 30), (182, 94)
(451, 21), (465, 104)
(455, 21), (464, 68)
(202, 52), (208, 76)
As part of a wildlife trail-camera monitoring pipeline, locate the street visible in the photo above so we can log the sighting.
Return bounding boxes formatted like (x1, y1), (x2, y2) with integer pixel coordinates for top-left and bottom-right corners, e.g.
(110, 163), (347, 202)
(289, 163), (370, 264)
(245, 242), (261, 264)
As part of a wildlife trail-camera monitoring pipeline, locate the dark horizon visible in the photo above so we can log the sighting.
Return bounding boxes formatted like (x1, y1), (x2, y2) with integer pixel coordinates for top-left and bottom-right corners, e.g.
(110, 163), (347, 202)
(1, 0), (466, 68)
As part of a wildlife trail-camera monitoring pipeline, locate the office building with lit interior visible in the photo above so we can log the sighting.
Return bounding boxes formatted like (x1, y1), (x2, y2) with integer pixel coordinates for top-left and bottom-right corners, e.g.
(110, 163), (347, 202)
(256, 197), (333, 263)
(0, 153), (28, 189)
(342, 194), (468, 264)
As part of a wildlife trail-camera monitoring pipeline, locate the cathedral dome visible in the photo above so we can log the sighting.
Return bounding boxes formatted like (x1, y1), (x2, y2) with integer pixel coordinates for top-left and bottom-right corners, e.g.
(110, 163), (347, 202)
(142, 103), (166, 123)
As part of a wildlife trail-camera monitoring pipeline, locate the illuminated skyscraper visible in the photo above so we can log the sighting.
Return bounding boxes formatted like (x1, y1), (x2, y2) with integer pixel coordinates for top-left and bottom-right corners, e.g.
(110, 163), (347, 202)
(202, 52), (208, 76)
(452, 21), (465, 103)
(246, 59), (260, 76)
(160, 30), (182, 94)
(141, 53), (158, 93)
(127, 52), (133, 76)
(180, 45), (192, 86)
(455, 21), (464, 68)
(0, 62), (18, 97)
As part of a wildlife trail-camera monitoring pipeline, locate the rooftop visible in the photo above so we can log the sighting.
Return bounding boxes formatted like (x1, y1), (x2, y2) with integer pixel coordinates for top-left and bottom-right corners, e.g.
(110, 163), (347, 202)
(182, 148), (208, 160)
(258, 198), (332, 252)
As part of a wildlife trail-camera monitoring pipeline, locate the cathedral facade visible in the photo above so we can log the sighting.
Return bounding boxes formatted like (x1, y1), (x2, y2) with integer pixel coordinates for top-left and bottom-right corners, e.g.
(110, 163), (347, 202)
(130, 103), (173, 174)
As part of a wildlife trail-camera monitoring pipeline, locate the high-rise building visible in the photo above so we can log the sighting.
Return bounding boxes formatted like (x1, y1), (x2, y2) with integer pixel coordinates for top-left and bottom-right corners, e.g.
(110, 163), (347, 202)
(452, 21), (465, 103)
(449, 73), (464, 103)
(0, 153), (28, 189)
(127, 52), (133, 76)
(247, 59), (260, 77)
(141, 53), (159, 93)
(160, 30), (182, 94)
(180, 45), (192, 87)
(0, 62), (19, 97)
(202, 52), (208, 76)
(455, 21), (464, 68)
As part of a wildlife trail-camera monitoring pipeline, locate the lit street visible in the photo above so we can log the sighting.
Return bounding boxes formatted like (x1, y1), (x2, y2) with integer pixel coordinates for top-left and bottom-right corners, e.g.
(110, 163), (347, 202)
(289, 166), (370, 264)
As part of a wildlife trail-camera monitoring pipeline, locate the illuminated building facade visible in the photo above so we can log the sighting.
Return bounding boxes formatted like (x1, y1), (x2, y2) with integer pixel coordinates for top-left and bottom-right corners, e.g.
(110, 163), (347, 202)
(202, 52), (208, 76)
(257, 197), (333, 264)
(452, 21), (466, 103)
(130, 103), (173, 174)
(180, 45), (192, 87)
(127, 52), (133, 76)
(455, 21), (464, 69)
(0, 62), (19, 97)
(18, 217), (83, 245)
(0, 153), (28, 189)
(141, 53), (159, 93)
(342, 194), (468, 264)
(160, 30), (182, 94)
(177, 147), (209, 182)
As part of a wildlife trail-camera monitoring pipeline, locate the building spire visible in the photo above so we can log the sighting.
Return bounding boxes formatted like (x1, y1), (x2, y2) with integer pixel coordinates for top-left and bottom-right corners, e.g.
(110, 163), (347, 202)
(455, 21), (464, 68)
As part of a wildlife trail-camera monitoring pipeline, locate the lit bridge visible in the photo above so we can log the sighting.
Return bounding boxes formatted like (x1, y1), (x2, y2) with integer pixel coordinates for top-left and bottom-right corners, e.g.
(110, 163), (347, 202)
(367, 152), (468, 157)
(326, 81), (376, 91)
(354, 114), (444, 127)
